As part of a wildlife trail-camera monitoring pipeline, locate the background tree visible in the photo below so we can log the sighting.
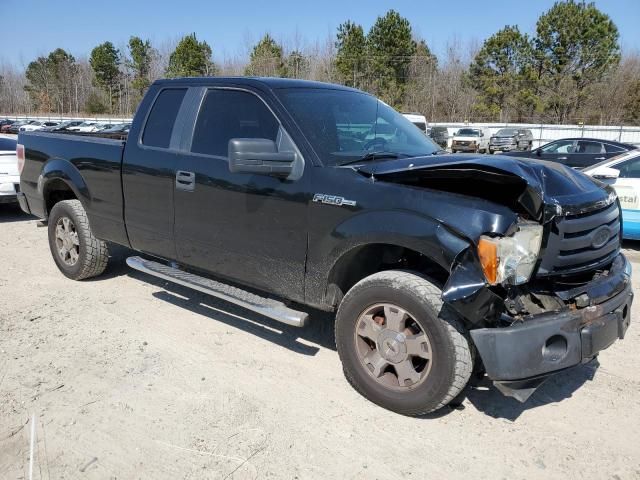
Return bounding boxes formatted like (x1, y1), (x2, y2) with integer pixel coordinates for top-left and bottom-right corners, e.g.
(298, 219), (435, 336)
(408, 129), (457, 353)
(403, 39), (438, 118)
(24, 56), (53, 111)
(90, 42), (121, 113)
(245, 34), (287, 77)
(128, 36), (154, 103)
(24, 49), (77, 113)
(469, 26), (536, 121)
(534, 0), (621, 122)
(335, 21), (367, 88)
(286, 50), (309, 78)
(366, 10), (416, 107)
(166, 33), (214, 78)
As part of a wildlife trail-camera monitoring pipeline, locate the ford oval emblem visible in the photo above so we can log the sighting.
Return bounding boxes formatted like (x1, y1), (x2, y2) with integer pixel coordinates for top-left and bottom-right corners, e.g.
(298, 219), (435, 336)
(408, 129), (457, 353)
(591, 226), (610, 249)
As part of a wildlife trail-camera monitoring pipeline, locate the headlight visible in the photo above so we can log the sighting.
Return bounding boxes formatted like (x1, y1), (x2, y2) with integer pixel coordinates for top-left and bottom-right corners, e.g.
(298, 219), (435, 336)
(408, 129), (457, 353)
(477, 222), (543, 285)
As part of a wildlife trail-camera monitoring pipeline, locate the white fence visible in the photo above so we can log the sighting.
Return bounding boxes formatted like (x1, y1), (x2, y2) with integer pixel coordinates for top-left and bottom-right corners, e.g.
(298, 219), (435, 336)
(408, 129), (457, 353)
(429, 122), (640, 149)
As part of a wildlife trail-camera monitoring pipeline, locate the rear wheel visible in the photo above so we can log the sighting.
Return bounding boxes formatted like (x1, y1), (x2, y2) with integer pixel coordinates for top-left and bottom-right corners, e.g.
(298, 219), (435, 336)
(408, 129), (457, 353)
(48, 200), (109, 280)
(335, 270), (473, 416)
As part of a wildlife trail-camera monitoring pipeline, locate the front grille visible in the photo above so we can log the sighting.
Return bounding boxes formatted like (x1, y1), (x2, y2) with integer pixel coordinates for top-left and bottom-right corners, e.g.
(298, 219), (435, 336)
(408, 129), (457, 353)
(537, 202), (621, 276)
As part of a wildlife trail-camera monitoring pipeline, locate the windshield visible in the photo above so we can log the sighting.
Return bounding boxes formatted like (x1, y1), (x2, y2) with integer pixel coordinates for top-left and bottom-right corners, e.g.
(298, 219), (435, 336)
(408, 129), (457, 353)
(277, 88), (440, 166)
(456, 128), (480, 136)
(496, 128), (518, 136)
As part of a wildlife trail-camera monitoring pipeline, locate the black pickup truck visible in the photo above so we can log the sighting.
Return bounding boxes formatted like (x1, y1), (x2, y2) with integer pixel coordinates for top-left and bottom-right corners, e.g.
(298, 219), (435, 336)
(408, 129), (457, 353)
(17, 78), (632, 415)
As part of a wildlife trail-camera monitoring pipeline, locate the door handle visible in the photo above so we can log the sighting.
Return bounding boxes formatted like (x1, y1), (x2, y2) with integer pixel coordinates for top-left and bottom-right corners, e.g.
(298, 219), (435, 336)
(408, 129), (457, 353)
(594, 157), (605, 161)
(175, 170), (195, 192)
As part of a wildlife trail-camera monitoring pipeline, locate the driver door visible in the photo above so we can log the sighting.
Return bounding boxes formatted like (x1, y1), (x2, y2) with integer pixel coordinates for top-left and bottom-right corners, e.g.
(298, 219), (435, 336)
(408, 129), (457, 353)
(173, 87), (309, 301)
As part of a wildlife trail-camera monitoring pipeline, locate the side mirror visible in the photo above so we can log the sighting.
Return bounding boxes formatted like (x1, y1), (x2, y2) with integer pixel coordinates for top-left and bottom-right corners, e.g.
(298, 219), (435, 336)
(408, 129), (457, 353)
(590, 166), (620, 180)
(228, 138), (295, 177)
(535, 149), (542, 157)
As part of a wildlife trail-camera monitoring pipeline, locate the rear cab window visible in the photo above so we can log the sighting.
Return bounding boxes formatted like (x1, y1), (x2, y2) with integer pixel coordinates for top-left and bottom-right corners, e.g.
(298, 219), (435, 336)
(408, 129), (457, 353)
(142, 88), (187, 148)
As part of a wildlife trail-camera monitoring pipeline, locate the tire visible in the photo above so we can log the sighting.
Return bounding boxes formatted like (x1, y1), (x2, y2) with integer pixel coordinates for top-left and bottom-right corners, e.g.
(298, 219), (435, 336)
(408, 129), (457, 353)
(488, 148), (494, 154)
(335, 270), (473, 416)
(48, 199), (109, 280)
(451, 149), (456, 154)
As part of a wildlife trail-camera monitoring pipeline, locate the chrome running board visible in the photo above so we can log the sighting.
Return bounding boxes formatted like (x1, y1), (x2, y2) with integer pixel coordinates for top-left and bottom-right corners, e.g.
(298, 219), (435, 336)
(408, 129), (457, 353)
(126, 256), (308, 327)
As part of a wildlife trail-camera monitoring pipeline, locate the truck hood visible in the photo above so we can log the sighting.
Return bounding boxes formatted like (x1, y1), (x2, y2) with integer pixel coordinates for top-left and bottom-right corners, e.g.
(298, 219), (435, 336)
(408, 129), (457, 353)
(355, 154), (613, 222)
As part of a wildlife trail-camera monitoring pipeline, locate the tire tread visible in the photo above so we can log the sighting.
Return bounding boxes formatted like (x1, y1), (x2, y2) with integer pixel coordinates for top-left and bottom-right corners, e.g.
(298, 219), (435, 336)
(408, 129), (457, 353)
(336, 270), (473, 416)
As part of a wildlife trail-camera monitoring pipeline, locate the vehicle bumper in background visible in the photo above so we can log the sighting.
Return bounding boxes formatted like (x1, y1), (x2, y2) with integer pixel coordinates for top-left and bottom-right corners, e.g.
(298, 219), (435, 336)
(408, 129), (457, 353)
(0, 181), (20, 204)
(470, 253), (632, 401)
(452, 144), (478, 151)
(490, 143), (516, 151)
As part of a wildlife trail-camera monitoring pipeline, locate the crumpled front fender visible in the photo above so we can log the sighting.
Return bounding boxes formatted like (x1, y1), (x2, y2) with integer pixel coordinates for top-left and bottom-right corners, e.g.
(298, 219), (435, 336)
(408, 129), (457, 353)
(442, 248), (503, 325)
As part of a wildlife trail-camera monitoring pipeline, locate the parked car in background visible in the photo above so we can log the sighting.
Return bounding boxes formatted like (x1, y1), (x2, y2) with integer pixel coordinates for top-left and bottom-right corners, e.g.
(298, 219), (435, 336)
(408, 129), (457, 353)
(97, 123), (131, 136)
(429, 126), (449, 148)
(43, 120), (84, 132)
(7, 120), (34, 134)
(489, 128), (533, 154)
(0, 119), (15, 129)
(402, 113), (427, 134)
(67, 121), (98, 132)
(0, 120), (17, 133)
(0, 137), (19, 203)
(451, 127), (490, 153)
(508, 137), (637, 169)
(20, 121), (60, 132)
(584, 149), (640, 239)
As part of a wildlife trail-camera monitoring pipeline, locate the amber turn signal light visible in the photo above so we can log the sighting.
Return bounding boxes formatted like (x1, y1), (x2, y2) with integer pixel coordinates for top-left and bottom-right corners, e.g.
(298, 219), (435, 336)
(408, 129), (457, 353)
(478, 237), (499, 285)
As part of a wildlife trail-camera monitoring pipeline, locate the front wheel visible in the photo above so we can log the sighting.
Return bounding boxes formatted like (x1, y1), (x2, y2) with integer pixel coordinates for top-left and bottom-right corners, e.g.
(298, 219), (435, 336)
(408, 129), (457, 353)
(48, 199), (109, 280)
(335, 270), (473, 416)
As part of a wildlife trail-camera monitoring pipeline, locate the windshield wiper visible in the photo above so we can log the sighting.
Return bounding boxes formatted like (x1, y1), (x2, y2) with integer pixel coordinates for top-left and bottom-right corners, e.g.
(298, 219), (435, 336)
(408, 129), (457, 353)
(339, 151), (401, 166)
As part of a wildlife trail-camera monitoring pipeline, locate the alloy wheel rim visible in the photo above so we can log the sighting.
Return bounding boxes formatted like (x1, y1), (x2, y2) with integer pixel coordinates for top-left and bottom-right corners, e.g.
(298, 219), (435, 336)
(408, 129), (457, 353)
(54, 216), (80, 266)
(354, 303), (433, 390)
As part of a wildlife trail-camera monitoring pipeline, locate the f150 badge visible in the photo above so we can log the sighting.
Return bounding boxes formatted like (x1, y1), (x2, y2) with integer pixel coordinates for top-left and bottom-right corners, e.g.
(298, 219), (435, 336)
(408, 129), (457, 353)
(313, 193), (357, 207)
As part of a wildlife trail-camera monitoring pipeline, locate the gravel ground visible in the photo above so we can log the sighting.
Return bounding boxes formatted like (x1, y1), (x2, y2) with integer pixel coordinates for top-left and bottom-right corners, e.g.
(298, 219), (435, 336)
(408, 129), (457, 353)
(1, 202), (639, 479)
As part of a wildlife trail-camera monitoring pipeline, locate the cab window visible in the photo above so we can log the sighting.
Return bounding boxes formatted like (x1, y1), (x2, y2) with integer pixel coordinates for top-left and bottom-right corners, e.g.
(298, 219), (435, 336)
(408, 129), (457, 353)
(142, 88), (187, 148)
(191, 89), (279, 158)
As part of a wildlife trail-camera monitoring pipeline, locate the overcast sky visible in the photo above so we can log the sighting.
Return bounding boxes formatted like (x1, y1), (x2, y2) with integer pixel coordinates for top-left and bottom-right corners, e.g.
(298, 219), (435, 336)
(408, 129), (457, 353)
(3, 0), (639, 67)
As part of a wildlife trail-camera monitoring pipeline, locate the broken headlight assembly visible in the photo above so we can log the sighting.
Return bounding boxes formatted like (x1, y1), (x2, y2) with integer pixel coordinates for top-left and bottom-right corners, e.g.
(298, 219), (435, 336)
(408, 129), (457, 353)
(477, 222), (543, 285)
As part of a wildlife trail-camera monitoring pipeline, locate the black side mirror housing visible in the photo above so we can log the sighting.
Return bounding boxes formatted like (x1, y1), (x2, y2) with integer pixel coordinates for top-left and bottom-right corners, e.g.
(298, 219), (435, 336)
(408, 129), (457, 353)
(228, 138), (295, 177)
(536, 149), (542, 156)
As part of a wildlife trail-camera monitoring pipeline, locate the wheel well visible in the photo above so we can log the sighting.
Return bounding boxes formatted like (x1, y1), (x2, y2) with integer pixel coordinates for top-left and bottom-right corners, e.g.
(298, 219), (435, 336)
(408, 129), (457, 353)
(325, 243), (449, 308)
(44, 179), (77, 216)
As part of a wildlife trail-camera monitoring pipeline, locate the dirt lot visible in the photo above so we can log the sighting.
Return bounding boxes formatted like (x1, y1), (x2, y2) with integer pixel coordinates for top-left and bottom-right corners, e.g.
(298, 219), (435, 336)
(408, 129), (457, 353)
(1, 202), (639, 480)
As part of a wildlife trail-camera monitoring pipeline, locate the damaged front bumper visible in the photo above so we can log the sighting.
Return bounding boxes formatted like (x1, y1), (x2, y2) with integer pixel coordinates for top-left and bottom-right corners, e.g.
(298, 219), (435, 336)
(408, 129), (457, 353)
(470, 253), (633, 402)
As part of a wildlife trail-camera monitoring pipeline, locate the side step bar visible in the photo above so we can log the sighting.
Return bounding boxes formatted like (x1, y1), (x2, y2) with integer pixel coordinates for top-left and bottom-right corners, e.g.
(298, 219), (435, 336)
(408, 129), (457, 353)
(126, 256), (309, 327)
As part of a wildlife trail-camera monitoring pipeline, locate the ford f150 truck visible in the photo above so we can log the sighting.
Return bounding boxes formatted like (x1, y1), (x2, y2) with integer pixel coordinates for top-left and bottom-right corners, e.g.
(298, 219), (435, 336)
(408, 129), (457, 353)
(17, 78), (632, 415)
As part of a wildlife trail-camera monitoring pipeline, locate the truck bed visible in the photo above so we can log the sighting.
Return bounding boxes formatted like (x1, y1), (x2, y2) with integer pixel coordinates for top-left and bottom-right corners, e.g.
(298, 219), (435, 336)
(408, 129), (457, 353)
(18, 131), (128, 244)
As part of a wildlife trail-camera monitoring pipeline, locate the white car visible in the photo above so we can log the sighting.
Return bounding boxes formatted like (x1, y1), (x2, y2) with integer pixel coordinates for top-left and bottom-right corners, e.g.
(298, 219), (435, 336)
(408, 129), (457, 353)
(583, 148), (640, 240)
(67, 121), (98, 132)
(451, 126), (491, 153)
(0, 137), (20, 204)
(19, 121), (60, 132)
(402, 113), (428, 134)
